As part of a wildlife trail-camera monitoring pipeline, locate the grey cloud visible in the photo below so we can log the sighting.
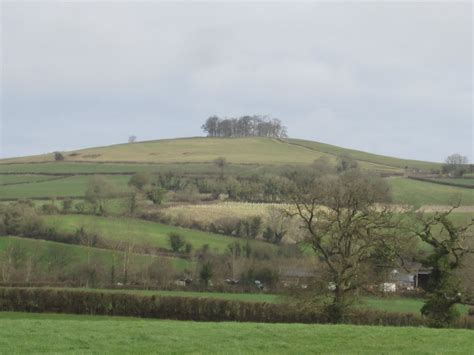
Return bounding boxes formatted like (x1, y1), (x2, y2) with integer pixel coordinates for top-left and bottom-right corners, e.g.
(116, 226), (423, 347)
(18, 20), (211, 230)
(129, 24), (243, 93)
(1, 1), (472, 161)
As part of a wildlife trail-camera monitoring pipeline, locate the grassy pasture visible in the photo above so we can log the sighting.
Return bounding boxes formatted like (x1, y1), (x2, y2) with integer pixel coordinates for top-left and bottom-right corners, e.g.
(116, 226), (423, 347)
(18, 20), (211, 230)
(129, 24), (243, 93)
(360, 297), (469, 315)
(163, 202), (287, 224)
(288, 138), (441, 171)
(0, 236), (190, 272)
(43, 214), (274, 253)
(0, 175), (131, 200)
(387, 177), (474, 207)
(0, 137), (410, 172)
(432, 178), (474, 187)
(162, 202), (474, 225)
(0, 312), (473, 354)
(0, 174), (65, 185)
(0, 137), (329, 164)
(0, 162), (270, 176)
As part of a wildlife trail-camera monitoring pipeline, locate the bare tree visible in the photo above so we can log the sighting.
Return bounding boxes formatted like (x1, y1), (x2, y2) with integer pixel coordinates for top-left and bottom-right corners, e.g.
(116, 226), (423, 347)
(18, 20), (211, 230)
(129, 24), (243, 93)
(214, 157), (227, 179)
(84, 176), (118, 216)
(289, 170), (399, 321)
(128, 135), (137, 143)
(442, 153), (469, 177)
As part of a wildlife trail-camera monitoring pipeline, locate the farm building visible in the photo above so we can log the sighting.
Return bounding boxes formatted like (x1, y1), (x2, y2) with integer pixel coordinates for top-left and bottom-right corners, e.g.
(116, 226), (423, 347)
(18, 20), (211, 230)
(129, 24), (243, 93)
(382, 263), (432, 292)
(280, 268), (316, 288)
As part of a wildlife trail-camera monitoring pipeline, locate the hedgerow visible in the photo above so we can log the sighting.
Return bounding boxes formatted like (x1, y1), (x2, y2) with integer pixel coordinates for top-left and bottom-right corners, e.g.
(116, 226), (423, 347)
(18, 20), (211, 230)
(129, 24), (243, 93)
(0, 288), (473, 328)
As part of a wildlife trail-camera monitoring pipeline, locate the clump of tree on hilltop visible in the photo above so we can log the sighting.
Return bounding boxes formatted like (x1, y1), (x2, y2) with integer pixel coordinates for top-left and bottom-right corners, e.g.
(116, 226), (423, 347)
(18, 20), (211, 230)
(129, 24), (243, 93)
(201, 115), (287, 138)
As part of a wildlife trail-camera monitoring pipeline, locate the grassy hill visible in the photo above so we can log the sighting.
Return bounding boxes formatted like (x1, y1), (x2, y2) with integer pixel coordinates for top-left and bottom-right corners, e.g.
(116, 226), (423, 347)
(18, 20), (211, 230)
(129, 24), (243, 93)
(0, 137), (440, 172)
(3, 137), (471, 207)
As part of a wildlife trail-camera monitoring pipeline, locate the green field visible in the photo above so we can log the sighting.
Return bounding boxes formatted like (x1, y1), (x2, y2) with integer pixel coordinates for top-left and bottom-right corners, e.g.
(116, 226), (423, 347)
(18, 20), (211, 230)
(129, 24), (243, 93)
(431, 178), (474, 187)
(43, 214), (274, 253)
(0, 175), (131, 200)
(1, 137), (464, 207)
(0, 312), (472, 354)
(0, 174), (65, 185)
(288, 138), (441, 171)
(361, 297), (469, 315)
(0, 236), (190, 271)
(388, 177), (474, 207)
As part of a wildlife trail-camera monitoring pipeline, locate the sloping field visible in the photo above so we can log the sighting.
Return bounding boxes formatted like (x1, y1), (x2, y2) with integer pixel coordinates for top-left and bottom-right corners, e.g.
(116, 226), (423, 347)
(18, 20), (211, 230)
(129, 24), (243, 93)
(0, 175), (130, 200)
(43, 214), (274, 253)
(0, 175), (65, 185)
(0, 137), (419, 172)
(0, 313), (473, 354)
(388, 177), (474, 207)
(0, 236), (189, 271)
(431, 178), (474, 188)
(163, 202), (288, 224)
(288, 138), (441, 171)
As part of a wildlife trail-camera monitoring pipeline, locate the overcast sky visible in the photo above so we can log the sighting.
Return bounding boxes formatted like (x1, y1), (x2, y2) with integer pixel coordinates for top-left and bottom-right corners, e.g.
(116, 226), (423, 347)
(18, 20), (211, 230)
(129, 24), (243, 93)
(1, 1), (472, 162)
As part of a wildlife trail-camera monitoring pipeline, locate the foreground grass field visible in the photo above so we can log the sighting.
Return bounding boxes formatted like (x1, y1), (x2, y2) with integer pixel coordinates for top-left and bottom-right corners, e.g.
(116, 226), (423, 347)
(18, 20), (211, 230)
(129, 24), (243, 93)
(0, 312), (472, 354)
(43, 214), (274, 253)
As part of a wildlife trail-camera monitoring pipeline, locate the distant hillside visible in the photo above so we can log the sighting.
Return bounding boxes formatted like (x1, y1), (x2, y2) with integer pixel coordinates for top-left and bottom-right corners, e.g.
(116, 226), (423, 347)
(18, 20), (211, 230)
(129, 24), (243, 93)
(0, 137), (440, 173)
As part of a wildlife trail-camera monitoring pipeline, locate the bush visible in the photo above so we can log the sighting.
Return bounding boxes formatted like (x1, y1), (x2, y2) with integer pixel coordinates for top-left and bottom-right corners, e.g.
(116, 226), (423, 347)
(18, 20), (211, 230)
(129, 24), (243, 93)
(168, 232), (186, 252)
(41, 203), (60, 215)
(61, 198), (73, 213)
(0, 203), (45, 237)
(74, 202), (87, 213)
(128, 173), (151, 191)
(54, 152), (64, 161)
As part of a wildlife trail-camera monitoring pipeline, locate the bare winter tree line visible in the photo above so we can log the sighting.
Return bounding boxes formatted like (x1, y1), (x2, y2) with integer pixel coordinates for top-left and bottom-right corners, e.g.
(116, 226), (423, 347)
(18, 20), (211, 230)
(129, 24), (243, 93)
(201, 115), (288, 138)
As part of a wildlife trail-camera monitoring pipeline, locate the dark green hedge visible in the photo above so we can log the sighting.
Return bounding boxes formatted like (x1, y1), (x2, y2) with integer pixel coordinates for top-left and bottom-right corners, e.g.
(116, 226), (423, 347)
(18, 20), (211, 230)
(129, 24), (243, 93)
(0, 288), (472, 328)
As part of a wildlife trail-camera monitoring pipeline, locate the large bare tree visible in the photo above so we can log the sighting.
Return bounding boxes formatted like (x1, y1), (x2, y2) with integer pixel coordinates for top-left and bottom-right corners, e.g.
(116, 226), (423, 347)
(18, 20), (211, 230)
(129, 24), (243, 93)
(289, 170), (401, 321)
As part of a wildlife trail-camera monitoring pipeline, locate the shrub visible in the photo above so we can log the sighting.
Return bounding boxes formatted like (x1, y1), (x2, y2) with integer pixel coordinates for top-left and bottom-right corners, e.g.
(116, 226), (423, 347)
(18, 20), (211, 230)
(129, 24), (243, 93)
(199, 261), (213, 286)
(128, 173), (151, 191)
(61, 198), (73, 213)
(168, 232), (186, 252)
(210, 217), (241, 236)
(41, 203), (60, 215)
(54, 152), (64, 161)
(74, 202), (87, 213)
(185, 243), (193, 254)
